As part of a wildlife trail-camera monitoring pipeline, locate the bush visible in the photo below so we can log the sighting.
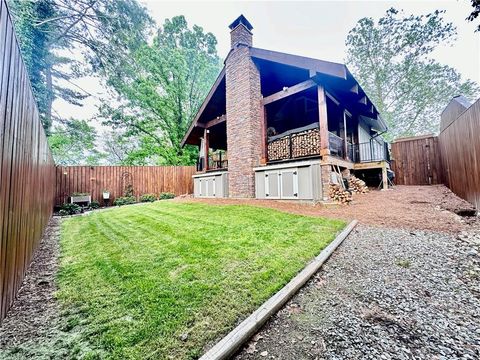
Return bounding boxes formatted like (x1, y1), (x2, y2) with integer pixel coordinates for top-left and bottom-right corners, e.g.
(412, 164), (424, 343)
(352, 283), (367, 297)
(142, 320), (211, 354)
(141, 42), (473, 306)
(58, 209), (70, 216)
(113, 196), (136, 206)
(159, 192), (175, 200)
(88, 201), (100, 210)
(60, 203), (82, 215)
(140, 194), (157, 203)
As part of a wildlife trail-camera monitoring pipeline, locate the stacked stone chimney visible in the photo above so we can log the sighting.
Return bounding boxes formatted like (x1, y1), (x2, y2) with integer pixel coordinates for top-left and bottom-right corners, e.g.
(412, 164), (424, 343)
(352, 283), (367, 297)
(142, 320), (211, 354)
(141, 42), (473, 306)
(225, 15), (263, 198)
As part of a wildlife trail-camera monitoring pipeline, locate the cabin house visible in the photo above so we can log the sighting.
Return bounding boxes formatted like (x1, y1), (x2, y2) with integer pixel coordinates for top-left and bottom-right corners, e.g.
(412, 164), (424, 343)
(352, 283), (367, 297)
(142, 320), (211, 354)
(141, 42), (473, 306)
(181, 15), (390, 201)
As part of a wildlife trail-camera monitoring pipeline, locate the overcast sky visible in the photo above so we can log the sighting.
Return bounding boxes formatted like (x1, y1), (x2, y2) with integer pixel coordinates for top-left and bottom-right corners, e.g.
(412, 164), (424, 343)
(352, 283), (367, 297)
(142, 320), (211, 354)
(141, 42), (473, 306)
(54, 0), (480, 122)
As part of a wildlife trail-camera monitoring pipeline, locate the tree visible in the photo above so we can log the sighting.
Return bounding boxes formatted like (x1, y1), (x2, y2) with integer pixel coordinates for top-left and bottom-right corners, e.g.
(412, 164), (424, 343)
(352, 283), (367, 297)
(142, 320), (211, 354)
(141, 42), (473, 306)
(100, 15), (222, 165)
(345, 8), (479, 139)
(8, 0), (153, 133)
(48, 119), (105, 165)
(468, 0), (480, 31)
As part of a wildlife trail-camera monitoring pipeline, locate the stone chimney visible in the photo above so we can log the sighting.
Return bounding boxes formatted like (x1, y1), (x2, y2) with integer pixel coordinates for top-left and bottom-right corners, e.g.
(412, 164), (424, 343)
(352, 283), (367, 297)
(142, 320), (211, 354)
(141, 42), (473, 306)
(225, 15), (263, 198)
(229, 14), (253, 48)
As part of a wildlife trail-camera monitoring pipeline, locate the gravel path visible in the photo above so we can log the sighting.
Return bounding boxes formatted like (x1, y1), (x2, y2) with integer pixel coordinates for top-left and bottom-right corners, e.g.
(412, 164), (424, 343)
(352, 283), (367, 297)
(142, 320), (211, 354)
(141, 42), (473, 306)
(235, 225), (480, 360)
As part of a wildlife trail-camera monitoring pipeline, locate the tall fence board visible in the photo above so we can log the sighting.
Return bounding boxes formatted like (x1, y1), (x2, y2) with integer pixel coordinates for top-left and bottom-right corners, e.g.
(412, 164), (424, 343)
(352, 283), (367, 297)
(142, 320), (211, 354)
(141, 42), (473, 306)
(0, 0), (56, 323)
(439, 99), (480, 209)
(55, 166), (196, 206)
(390, 135), (443, 185)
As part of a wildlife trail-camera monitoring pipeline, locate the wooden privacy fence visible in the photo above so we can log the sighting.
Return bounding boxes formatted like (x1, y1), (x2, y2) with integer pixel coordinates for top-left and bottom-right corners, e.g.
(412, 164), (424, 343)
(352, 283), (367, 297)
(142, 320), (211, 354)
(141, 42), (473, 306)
(390, 96), (480, 210)
(55, 166), (196, 206)
(390, 135), (443, 185)
(0, 0), (56, 323)
(438, 98), (480, 209)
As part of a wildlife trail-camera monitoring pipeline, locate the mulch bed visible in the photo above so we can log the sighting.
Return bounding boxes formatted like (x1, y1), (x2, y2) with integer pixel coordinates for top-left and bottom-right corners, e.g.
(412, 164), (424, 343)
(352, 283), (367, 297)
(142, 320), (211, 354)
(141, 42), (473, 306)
(177, 185), (475, 233)
(0, 217), (61, 351)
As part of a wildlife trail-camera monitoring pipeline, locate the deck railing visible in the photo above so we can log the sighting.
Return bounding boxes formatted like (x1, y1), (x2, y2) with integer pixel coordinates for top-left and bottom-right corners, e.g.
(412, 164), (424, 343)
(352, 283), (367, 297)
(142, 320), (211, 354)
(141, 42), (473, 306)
(265, 127), (389, 164)
(350, 140), (389, 163)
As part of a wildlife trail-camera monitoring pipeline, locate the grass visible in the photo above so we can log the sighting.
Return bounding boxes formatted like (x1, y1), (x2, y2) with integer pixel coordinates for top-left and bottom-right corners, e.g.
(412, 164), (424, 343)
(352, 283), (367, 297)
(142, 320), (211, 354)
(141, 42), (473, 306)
(57, 201), (345, 359)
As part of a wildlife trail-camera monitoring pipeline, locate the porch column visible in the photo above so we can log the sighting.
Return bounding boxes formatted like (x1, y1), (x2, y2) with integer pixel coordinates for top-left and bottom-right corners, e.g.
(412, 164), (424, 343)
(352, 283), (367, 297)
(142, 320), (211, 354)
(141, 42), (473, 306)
(204, 127), (209, 171)
(318, 85), (331, 201)
(343, 110), (348, 160)
(382, 163), (388, 190)
(260, 104), (268, 164)
(317, 85), (329, 156)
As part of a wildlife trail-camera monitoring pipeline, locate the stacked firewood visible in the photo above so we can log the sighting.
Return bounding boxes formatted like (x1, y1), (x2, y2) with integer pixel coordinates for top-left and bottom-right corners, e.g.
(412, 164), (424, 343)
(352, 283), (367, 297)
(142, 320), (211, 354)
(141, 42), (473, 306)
(329, 184), (353, 204)
(291, 128), (320, 158)
(268, 137), (290, 161)
(348, 176), (369, 194)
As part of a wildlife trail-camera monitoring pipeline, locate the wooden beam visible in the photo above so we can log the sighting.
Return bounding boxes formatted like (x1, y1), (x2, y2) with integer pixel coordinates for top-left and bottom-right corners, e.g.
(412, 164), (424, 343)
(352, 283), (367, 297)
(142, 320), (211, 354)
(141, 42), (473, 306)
(205, 114), (226, 128)
(382, 163), (388, 190)
(260, 104), (268, 164)
(250, 47), (347, 79)
(317, 85), (330, 155)
(204, 128), (209, 171)
(343, 110), (348, 160)
(262, 79), (316, 106)
(358, 96), (367, 105)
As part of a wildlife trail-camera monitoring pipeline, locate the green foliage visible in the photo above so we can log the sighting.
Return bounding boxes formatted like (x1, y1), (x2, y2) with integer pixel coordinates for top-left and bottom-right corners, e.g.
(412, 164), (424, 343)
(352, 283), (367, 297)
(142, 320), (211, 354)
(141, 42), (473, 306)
(57, 202), (346, 358)
(58, 209), (69, 217)
(123, 184), (134, 197)
(159, 192), (175, 200)
(48, 119), (105, 165)
(88, 201), (100, 210)
(140, 194), (157, 202)
(113, 196), (136, 206)
(8, 0), (153, 134)
(60, 203), (82, 215)
(100, 16), (222, 165)
(8, 0), (56, 132)
(468, 0), (480, 31)
(345, 8), (480, 139)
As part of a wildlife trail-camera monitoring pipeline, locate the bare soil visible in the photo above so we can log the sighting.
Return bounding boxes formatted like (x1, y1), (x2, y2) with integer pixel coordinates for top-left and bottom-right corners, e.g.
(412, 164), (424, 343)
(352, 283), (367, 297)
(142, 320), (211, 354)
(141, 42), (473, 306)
(177, 185), (476, 233)
(0, 218), (65, 358)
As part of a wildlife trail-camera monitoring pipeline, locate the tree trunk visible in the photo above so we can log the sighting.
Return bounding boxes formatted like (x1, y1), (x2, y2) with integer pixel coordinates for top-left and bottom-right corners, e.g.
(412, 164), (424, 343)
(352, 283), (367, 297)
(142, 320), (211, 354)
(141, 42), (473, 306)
(45, 60), (53, 135)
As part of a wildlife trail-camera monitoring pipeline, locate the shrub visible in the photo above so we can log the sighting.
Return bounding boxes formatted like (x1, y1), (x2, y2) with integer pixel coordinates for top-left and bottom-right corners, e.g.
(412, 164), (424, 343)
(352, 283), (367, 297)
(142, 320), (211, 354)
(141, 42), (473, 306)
(58, 209), (70, 216)
(140, 194), (157, 203)
(159, 192), (175, 200)
(88, 201), (100, 210)
(60, 203), (82, 215)
(113, 196), (136, 206)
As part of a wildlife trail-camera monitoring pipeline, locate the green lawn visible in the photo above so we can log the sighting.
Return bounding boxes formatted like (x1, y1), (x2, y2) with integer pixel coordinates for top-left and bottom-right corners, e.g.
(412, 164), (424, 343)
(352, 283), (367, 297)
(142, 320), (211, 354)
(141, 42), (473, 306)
(57, 201), (345, 359)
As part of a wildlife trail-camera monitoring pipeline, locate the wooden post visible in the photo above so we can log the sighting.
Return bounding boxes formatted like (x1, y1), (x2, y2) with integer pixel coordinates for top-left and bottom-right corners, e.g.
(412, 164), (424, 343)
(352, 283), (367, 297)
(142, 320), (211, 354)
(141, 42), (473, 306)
(382, 163), (388, 190)
(204, 127), (209, 171)
(260, 103), (268, 164)
(317, 85), (330, 156)
(343, 111), (348, 160)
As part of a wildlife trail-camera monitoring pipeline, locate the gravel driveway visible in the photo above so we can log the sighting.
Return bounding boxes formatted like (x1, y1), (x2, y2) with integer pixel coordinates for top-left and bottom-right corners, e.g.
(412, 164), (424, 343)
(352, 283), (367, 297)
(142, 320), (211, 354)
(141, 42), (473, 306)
(235, 225), (480, 359)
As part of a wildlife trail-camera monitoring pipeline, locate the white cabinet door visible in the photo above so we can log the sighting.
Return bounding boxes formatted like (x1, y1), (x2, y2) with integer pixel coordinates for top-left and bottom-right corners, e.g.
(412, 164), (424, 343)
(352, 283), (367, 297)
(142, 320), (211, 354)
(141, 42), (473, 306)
(264, 171), (280, 199)
(280, 169), (298, 199)
(207, 177), (216, 197)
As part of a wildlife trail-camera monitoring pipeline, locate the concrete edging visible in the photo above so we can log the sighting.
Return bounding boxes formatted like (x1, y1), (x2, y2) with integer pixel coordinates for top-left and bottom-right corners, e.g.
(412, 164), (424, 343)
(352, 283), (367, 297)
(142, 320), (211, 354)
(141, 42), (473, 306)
(199, 219), (359, 360)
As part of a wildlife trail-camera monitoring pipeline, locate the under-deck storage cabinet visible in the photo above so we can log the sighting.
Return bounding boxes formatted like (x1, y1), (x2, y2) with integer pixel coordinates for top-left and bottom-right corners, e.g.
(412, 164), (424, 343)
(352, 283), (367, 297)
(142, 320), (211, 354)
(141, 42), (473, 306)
(255, 160), (322, 201)
(193, 171), (229, 198)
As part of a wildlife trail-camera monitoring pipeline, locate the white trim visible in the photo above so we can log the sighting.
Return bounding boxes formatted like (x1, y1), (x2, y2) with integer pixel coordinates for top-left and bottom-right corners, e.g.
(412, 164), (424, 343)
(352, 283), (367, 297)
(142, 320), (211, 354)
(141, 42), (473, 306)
(193, 170), (228, 178)
(254, 159), (321, 172)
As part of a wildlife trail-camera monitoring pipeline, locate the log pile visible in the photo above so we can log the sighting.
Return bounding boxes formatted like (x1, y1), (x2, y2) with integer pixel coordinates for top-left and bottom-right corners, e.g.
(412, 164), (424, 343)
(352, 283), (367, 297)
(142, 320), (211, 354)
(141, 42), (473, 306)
(348, 176), (369, 194)
(267, 128), (320, 161)
(267, 137), (290, 161)
(291, 128), (320, 158)
(329, 184), (352, 204)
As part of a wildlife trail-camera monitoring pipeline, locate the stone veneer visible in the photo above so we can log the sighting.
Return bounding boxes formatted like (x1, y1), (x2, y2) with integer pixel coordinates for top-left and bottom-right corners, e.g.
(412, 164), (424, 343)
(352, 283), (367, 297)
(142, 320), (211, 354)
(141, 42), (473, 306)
(225, 24), (263, 198)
